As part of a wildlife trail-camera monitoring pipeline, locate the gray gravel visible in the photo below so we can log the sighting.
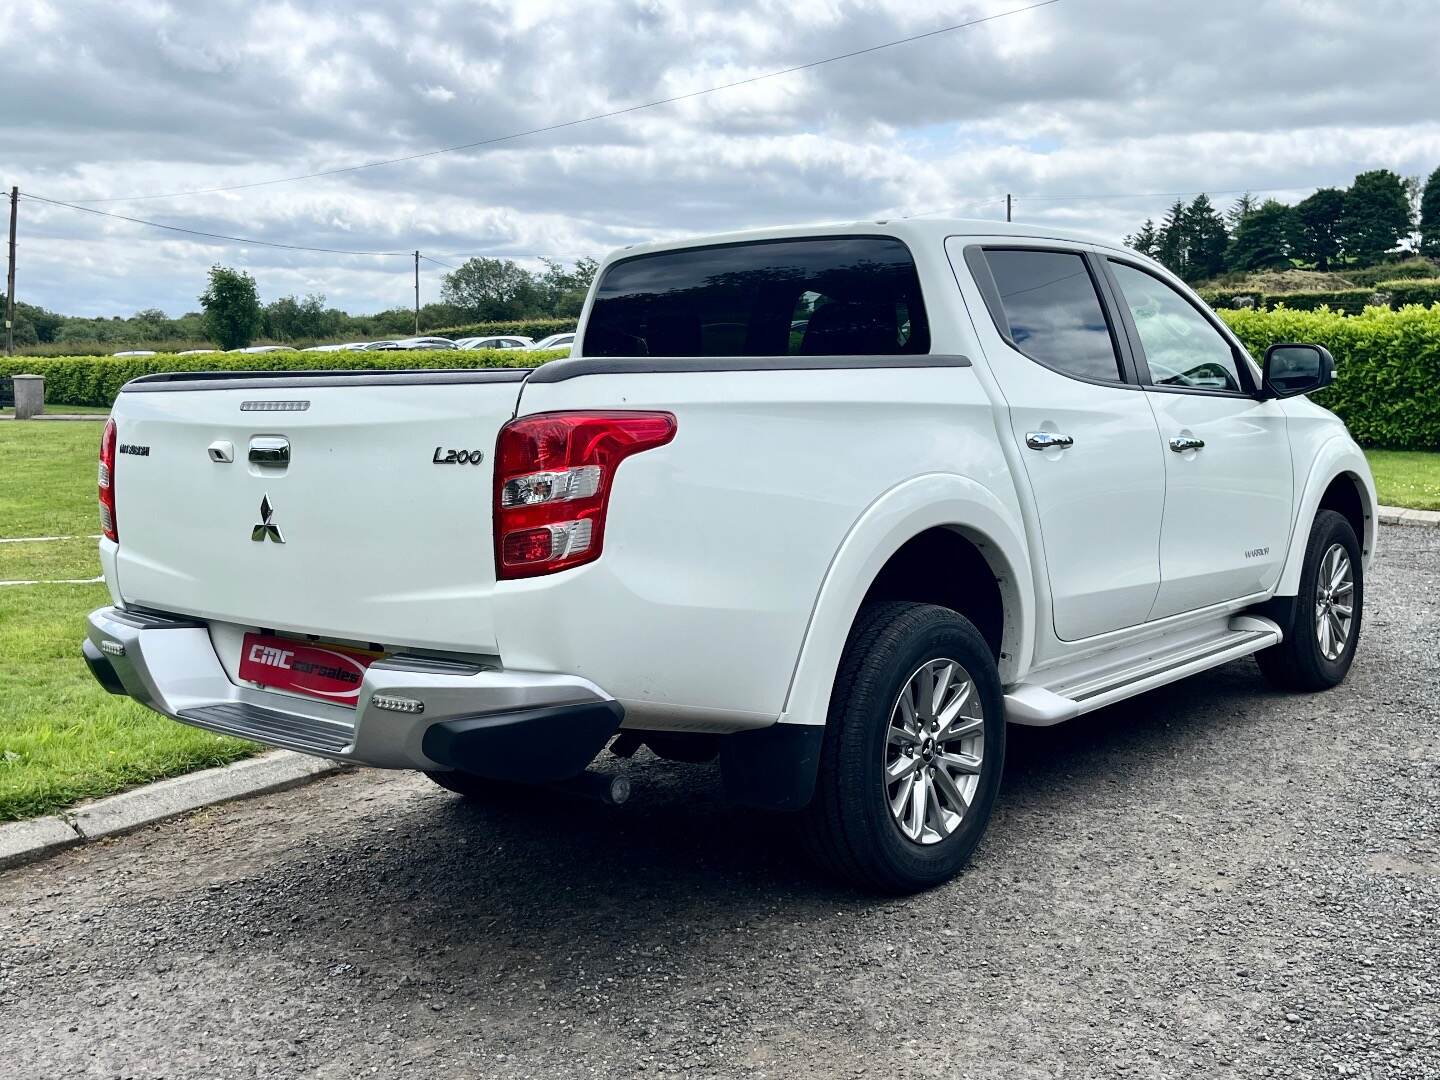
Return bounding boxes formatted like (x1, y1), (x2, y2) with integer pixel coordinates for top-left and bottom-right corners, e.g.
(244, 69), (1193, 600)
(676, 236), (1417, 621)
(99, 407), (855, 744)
(1, 524), (1436, 1079)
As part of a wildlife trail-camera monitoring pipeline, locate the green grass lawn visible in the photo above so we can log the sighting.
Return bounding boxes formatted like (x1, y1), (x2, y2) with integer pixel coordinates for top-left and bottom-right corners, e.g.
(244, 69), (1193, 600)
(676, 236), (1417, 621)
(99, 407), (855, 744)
(0, 423), (254, 821)
(1, 404), (111, 415)
(1366, 450), (1440, 511)
(0, 422), (107, 537)
(0, 585), (255, 821)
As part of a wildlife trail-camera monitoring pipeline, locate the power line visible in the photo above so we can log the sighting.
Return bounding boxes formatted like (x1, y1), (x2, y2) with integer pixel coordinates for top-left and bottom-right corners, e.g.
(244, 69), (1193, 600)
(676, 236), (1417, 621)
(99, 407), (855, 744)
(1012, 185), (1312, 203)
(65, 0), (1063, 205)
(417, 254), (461, 272)
(19, 192), (413, 256)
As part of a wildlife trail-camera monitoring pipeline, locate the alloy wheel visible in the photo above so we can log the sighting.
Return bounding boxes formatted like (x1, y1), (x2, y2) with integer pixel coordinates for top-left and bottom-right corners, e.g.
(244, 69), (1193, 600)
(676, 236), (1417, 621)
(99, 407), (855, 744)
(883, 658), (985, 845)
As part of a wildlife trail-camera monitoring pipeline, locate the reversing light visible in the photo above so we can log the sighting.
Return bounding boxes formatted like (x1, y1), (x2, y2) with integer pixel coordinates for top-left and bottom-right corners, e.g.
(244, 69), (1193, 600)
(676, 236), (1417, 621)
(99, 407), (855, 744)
(493, 412), (676, 579)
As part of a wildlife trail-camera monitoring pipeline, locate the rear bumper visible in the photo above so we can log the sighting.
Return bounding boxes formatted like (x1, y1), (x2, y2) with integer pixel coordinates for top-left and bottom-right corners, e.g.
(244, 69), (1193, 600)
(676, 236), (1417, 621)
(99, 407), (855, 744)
(83, 606), (623, 777)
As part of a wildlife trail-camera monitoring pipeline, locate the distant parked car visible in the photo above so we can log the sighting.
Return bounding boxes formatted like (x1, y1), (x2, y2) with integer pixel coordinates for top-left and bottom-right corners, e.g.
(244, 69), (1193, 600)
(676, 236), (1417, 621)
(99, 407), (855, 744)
(458, 336), (534, 350)
(300, 344), (348, 352)
(393, 336), (457, 350)
(112, 350), (157, 357)
(175, 349), (218, 356)
(529, 333), (575, 353)
(226, 345), (296, 354)
(362, 341), (403, 351)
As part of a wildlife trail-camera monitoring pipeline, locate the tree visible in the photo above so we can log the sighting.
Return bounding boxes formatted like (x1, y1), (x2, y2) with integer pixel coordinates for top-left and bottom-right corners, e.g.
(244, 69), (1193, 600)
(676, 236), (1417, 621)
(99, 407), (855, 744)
(1340, 169), (1412, 265)
(535, 256), (599, 317)
(263, 293), (333, 340)
(1227, 199), (1297, 271)
(199, 266), (263, 349)
(1419, 166), (1440, 258)
(1183, 195), (1229, 280)
(1156, 199), (1189, 277)
(440, 257), (540, 320)
(1294, 187), (1346, 271)
(1124, 219), (1160, 258)
(1226, 192), (1257, 231)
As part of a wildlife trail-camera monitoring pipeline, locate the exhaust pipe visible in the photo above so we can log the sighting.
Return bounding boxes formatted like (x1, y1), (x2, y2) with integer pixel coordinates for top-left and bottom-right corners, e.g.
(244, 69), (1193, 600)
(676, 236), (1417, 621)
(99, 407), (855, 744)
(547, 770), (632, 805)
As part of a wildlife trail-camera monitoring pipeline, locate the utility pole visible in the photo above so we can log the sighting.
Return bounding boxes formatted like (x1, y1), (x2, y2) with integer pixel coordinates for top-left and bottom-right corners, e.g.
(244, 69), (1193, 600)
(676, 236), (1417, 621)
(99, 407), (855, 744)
(1005, 193), (1012, 223)
(413, 250), (420, 335)
(5, 187), (17, 357)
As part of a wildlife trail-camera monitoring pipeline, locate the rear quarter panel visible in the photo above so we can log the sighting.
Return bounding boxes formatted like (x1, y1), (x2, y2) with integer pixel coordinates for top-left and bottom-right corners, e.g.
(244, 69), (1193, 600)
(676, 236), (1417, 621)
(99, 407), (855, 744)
(497, 366), (1023, 730)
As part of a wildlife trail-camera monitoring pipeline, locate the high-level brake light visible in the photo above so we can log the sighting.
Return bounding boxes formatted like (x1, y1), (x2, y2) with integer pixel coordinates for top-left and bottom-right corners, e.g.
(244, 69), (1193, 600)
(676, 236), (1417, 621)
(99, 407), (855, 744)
(494, 412), (676, 579)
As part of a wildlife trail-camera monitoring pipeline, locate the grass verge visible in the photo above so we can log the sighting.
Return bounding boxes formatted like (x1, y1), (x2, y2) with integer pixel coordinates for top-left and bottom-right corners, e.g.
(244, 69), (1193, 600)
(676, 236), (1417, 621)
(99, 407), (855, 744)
(0, 422), (106, 537)
(1366, 450), (1440, 511)
(0, 583), (255, 822)
(0, 538), (101, 581)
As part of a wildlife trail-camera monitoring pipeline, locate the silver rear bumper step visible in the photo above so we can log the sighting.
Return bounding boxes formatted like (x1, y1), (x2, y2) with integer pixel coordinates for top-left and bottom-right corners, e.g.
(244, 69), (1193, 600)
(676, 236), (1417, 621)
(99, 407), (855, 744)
(177, 702), (355, 755)
(85, 605), (617, 771)
(1004, 615), (1283, 726)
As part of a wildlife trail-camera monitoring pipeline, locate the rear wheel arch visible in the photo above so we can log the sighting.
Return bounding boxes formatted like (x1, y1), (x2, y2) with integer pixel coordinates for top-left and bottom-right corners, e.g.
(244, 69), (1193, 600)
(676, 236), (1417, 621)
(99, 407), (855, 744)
(779, 475), (1035, 731)
(861, 526), (1010, 663)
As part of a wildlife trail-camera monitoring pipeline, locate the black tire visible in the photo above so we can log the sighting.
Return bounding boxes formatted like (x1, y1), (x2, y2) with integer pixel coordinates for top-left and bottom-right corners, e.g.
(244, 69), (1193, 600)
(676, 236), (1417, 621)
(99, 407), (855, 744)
(1256, 509), (1363, 691)
(802, 601), (1006, 893)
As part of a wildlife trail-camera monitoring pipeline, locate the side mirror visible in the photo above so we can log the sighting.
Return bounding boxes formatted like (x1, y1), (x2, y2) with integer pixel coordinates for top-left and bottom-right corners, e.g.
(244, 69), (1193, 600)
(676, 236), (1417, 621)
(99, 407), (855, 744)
(1263, 343), (1334, 398)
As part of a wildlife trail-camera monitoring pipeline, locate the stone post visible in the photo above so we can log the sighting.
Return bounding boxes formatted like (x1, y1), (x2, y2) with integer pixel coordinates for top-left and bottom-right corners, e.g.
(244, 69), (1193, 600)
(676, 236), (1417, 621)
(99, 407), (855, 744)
(12, 374), (44, 419)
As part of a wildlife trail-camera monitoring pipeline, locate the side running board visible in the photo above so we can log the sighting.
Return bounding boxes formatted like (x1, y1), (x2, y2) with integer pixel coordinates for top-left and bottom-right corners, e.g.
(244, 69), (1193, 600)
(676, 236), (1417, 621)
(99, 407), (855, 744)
(1003, 615), (1282, 727)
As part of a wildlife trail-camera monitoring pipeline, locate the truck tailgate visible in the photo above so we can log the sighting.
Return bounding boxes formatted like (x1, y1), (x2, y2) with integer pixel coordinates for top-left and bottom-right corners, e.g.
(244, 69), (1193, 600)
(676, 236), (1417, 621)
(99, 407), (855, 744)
(109, 371), (526, 654)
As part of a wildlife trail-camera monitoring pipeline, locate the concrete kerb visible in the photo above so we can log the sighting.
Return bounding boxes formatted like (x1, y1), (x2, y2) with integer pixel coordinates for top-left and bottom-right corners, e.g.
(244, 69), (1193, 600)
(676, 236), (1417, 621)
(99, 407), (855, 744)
(0, 751), (347, 871)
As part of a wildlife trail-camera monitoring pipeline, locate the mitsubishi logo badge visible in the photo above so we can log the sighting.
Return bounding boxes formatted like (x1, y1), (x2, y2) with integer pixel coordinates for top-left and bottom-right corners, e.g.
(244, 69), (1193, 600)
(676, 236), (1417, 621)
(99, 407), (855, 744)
(251, 494), (285, 543)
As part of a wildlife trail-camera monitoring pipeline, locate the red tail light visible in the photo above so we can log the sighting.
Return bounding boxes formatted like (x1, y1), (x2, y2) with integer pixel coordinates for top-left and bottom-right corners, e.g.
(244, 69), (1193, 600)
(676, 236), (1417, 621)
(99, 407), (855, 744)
(98, 420), (119, 541)
(494, 411), (676, 579)
(98, 418), (119, 542)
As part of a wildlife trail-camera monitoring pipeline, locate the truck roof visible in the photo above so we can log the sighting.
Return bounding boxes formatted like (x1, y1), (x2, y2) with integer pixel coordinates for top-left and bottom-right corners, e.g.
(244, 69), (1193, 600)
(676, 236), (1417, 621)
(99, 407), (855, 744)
(609, 216), (1127, 262)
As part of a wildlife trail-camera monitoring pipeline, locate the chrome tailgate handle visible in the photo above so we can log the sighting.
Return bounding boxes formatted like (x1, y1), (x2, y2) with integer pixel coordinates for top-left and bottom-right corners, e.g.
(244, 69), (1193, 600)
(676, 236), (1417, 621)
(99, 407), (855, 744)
(248, 436), (290, 465)
(1025, 432), (1074, 451)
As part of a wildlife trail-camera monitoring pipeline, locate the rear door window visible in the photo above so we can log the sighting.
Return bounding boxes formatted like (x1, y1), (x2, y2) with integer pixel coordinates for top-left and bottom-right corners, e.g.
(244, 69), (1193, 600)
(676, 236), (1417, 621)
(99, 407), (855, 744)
(978, 248), (1124, 383)
(582, 237), (930, 357)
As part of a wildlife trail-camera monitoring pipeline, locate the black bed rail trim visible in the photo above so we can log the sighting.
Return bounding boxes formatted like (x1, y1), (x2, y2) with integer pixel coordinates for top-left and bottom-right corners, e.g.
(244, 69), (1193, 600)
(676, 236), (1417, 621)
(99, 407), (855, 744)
(119, 354), (971, 394)
(525, 354), (972, 383)
(120, 367), (532, 393)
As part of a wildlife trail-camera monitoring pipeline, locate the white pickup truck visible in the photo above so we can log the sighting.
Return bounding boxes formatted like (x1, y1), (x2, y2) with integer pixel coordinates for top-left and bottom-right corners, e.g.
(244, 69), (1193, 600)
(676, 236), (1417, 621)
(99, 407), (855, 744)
(84, 219), (1375, 892)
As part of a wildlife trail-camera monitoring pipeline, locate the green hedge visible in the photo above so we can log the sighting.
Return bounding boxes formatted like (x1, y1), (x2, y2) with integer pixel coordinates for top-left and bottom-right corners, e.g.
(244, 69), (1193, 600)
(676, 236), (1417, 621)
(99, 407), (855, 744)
(428, 318), (577, 341)
(1266, 289), (1378, 315)
(1219, 304), (1440, 450)
(1197, 288), (1267, 310)
(0, 349), (561, 409)
(1342, 259), (1439, 287)
(1380, 280), (1440, 306)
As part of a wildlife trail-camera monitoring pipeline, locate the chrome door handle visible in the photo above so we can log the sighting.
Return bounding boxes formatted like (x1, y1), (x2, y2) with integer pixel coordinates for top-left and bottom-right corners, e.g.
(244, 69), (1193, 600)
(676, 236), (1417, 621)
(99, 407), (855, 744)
(1168, 435), (1205, 453)
(248, 436), (290, 465)
(1025, 432), (1074, 451)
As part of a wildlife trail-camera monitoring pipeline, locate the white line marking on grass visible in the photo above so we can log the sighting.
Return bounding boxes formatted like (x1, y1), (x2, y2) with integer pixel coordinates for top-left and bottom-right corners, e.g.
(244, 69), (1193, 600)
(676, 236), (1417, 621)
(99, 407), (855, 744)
(0, 535), (102, 544)
(0, 576), (105, 586)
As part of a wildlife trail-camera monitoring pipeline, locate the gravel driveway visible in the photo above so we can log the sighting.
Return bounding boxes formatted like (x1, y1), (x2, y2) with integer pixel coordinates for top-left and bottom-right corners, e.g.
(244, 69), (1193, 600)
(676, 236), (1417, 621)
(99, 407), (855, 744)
(1, 525), (1436, 1079)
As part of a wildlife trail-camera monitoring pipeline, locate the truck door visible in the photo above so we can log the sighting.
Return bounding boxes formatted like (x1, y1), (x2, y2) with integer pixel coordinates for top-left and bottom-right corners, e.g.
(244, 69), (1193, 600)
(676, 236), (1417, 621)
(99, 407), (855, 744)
(948, 240), (1166, 641)
(1100, 257), (1293, 619)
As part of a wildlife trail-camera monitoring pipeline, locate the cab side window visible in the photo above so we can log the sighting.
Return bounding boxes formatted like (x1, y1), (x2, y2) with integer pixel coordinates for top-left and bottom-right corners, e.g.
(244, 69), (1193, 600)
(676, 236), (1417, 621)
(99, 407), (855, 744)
(1107, 261), (1244, 392)
(981, 249), (1124, 383)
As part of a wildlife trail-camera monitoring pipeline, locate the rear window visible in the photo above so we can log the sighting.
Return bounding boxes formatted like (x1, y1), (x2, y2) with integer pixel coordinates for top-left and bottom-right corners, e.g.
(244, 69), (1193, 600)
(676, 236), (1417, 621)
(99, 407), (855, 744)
(582, 237), (930, 358)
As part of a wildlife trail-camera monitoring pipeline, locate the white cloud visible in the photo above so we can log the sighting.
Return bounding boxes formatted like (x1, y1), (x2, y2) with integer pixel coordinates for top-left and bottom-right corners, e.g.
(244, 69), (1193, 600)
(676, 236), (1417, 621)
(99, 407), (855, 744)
(2, 0), (1438, 315)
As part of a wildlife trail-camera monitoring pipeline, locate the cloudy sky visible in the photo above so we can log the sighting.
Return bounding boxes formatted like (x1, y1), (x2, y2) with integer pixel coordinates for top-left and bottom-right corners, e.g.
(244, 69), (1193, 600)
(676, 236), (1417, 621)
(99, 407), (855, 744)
(4, 0), (1440, 317)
